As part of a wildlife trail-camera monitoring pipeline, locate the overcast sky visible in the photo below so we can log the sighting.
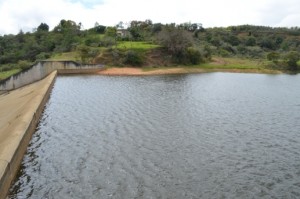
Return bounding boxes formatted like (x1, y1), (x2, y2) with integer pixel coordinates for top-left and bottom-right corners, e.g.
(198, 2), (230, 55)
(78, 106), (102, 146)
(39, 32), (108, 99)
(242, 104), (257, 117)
(0, 0), (300, 35)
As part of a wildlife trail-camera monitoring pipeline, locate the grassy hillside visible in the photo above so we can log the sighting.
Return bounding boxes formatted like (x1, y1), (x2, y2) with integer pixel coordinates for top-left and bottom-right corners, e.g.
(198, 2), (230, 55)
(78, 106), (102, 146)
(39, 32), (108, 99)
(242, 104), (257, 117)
(1, 20), (300, 80)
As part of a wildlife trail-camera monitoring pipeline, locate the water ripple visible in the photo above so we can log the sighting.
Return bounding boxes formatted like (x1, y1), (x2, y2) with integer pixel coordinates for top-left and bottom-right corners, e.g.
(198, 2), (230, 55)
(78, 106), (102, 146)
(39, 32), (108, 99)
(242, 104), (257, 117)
(9, 73), (300, 199)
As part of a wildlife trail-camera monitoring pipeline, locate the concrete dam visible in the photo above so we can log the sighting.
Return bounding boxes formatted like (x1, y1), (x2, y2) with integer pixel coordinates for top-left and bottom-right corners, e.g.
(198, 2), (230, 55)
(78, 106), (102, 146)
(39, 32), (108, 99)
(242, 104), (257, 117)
(0, 61), (103, 199)
(0, 61), (104, 93)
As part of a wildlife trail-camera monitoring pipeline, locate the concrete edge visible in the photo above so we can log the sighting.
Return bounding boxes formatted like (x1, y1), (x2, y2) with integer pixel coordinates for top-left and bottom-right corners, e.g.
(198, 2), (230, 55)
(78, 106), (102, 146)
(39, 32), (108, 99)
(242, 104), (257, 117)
(57, 68), (104, 74)
(0, 71), (57, 199)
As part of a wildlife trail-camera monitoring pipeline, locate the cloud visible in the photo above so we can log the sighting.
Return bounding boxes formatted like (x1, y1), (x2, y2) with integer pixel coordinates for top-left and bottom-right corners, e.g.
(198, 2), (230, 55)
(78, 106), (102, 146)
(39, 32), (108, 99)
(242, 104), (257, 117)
(0, 0), (300, 35)
(257, 0), (300, 27)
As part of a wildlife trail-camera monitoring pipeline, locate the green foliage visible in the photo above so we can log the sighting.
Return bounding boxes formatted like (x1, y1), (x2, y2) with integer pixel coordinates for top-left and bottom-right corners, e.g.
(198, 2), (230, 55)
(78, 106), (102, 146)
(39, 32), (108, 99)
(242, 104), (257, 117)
(77, 45), (89, 63)
(185, 47), (204, 65)
(37, 23), (49, 32)
(116, 41), (159, 52)
(0, 64), (14, 72)
(0, 69), (21, 80)
(267, 52), (280, 63)
(48, 52), (79, 61)
(123, 50), (144, 66)
(259, 37), (276, 50)
(284, 51), (300, 71)
(157, 27), (193, 58)
(77, 45), (100, 64)
(226, 35), (240, 46)
(84, 35), (102, 47)
(36, 52), (51, 61)
(128, 20), (153, 41)
(99, 36), (116, 47)
(245, 46), (264, 58)
(93, 25), (106, 34)
(203, 45), (212, 60)
(245, 37), (256, 46)
(219, 49), (230, 57)
(105, 27), (117, 38)
(2, 19), (300, 80)
(17, 60), (32, 70)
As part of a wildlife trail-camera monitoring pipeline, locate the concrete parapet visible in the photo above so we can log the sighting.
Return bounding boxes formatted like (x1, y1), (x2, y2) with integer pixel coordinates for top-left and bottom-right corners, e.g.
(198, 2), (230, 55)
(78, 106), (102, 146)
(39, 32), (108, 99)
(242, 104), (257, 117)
(0, 61), (104, 92)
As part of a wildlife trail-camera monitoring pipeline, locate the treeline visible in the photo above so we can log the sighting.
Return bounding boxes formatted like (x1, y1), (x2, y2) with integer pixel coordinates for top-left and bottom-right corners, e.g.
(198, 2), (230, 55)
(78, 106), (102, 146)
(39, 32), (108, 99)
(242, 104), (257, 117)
(0, 20), (83, 71)
(1, 19), (300, 72)
(199, 25), (300, 70)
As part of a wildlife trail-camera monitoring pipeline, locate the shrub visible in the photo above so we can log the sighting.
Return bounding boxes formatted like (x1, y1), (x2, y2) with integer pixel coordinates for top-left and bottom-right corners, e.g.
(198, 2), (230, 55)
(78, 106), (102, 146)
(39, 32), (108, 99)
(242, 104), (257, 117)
(284, 51), (300, 71)
(123, 50), (144, 66)
(0, 64), (13, 72)
(17, 60), (32, 70)
(245, 37), (256, 46)
(219, 49), (230, 57)
(99, 36), (116, 47)
(203, 45), (212, 60)
(267, 52), (280, 63)
(36, 52), (51, 61)
(245, 46), (264, 58)
(185, 47), (204, 64)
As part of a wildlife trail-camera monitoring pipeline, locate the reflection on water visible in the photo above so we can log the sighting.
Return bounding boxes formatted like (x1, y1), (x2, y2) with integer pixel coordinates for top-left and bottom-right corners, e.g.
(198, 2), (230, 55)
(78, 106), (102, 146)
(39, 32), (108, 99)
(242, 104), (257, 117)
(9, 73), (300, 198)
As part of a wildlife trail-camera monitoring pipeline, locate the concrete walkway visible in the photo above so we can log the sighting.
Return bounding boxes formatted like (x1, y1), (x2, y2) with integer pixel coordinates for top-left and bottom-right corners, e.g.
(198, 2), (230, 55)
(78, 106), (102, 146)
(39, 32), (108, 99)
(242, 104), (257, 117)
(0, 71), (57, 199)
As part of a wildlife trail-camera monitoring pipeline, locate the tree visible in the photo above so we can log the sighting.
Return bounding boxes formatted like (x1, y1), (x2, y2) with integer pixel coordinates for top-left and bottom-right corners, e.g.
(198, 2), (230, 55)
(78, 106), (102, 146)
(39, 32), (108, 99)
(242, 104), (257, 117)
(77, 45), (90, 63)
(116, 21), (124, 29)
(94, 25), (106, 34)
(245, 36), (256, 46)
(152, 23), (162, 33)
(53, 19), (80, 34)
(157, 27), (193, 56)
(53, 19), (81, 52)
(128, 20), (152, 40)
(105, 27), (117, 37)
(157, 27), (196, 63)
(284, 51), (300, 70)
(124, 50), (144, 66)
(37, 23), (49, 32)
(267, 52), (280, 63)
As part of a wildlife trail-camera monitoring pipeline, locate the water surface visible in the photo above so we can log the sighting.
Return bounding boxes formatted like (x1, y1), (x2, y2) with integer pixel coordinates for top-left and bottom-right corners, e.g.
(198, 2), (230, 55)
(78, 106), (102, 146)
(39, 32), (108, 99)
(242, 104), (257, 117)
(9, 73), (300, 198)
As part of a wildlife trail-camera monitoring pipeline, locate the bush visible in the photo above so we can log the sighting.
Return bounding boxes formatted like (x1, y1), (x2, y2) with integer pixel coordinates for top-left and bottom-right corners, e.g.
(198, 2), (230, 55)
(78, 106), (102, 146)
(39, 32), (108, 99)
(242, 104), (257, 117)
(99, 36), (116, 47)
(17, 60), (32, 70)
(185, 47), (203, 64)
(245, 37), (256, 46)
(267, 52), (280, 63)
(284, 51), (300, 70)
(123, 50), (144, 66)
(203, 45), (212, 60)
(245, 46), (264, 58)
(219, 49), (230, 57)
(0, 64), (14, 72)
(36, 52), (51, 60)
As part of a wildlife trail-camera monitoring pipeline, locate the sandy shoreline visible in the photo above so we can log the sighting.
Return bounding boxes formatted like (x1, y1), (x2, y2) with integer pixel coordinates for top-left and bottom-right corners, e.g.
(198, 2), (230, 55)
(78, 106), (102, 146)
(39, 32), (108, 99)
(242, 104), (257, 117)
(97, 67), (280, 76)
(97, 67), (191, 76)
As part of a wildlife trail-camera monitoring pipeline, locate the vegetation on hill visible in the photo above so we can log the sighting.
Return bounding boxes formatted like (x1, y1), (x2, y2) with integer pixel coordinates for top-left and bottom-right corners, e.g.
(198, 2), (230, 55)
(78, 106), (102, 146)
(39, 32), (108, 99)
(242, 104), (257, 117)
(1, 19), (300, 79)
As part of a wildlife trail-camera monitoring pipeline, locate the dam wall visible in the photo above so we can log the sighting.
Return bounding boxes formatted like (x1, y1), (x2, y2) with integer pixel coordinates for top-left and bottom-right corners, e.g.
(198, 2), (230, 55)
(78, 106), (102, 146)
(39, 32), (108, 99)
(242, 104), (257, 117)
(0, 61), (103, 93)
(0, 72), (57, 199)
(0, 62), (104, 198)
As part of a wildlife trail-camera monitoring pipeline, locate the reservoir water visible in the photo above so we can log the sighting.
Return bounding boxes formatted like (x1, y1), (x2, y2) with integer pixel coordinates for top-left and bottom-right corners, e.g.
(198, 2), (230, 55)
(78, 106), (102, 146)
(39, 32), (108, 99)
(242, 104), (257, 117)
(9, 73), (300, 198)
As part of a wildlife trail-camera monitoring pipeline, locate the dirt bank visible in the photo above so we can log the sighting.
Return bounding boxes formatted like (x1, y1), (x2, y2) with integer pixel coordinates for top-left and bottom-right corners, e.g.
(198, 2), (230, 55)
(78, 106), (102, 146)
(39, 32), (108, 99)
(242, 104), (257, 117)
(97, 67), (280, 76)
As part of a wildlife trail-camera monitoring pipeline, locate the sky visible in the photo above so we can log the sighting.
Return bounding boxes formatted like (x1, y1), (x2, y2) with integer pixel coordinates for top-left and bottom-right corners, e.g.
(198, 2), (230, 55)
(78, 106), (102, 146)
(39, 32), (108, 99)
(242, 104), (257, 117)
(0, 0), (300, 35)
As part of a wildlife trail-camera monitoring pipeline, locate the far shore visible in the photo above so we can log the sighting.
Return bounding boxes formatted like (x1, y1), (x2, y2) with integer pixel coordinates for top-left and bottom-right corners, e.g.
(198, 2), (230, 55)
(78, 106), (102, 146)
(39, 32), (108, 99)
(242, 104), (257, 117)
(97, 67), (282, 76)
